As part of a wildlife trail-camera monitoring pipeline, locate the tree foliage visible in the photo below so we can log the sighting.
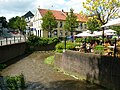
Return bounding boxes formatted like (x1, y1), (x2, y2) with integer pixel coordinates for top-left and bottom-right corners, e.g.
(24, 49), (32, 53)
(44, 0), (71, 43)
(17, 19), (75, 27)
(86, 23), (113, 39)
(110, 26), (120, 35)
(87, 16), (101, 32)
(0, 16), (8, 28)
(64, 8), (78, 36)
(8, 16), (26, 31)
(42, 10), (57, 37)
(83, 0), (120, 25)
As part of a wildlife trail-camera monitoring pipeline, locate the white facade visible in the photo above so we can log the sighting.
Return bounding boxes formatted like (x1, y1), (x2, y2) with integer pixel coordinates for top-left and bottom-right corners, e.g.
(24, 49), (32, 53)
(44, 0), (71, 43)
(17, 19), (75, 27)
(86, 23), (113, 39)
(32, 9), (87, 37)
(33, 9), (43, 37)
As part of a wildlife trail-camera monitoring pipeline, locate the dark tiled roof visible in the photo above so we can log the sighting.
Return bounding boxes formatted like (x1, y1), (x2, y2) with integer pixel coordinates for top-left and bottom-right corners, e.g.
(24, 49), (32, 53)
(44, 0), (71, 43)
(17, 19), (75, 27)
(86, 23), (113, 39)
(24, 11), (34, 18)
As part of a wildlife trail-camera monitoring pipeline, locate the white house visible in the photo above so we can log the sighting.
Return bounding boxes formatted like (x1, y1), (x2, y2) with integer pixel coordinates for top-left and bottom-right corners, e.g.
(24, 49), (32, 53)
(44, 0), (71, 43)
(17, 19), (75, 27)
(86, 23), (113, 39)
(32, 8), (88, 37)
(23, 11), (34, 30)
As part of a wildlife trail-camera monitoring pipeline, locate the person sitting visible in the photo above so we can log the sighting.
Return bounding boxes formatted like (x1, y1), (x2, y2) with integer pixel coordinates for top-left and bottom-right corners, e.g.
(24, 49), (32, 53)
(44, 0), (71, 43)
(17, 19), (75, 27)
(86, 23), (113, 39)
(104, 41), (110, 48)
(86, 43), (91, 53)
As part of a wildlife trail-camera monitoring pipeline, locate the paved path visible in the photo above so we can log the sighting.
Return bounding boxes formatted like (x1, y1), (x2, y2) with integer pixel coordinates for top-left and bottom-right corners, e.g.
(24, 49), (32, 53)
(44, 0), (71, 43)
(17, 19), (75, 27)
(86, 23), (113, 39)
(1, 52), (106, 90)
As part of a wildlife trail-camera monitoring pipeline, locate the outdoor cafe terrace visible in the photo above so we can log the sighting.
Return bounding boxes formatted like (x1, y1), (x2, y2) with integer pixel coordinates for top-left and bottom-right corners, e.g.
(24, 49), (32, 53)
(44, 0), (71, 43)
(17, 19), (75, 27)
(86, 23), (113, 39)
(73, 30), (120, 57)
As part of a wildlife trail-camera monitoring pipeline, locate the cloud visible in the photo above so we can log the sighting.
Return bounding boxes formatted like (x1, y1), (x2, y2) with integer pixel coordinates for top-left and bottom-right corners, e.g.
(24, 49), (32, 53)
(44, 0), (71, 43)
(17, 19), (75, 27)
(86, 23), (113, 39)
(0, 0), (35, 20)
(0, 0), (86, 20)
(35, 0), (85, 13)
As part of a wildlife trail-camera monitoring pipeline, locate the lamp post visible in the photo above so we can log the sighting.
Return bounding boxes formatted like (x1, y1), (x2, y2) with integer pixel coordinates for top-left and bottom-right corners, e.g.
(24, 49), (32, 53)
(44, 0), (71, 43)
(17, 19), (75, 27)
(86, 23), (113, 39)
(114, 38), (117, 58)
(65, 32), (67, 50)
(102, 27), (105, 45)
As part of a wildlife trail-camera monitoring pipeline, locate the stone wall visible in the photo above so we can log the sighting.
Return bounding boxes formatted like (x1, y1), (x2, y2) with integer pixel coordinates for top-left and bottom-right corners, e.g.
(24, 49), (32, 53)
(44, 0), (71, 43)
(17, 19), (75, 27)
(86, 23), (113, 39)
(0, 42), (26, 63)
(54, 50), (120, 90)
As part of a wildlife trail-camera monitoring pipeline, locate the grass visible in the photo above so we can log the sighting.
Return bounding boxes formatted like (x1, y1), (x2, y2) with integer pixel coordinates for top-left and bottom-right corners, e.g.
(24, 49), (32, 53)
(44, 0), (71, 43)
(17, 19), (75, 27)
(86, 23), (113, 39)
(44, 56), (54, 65)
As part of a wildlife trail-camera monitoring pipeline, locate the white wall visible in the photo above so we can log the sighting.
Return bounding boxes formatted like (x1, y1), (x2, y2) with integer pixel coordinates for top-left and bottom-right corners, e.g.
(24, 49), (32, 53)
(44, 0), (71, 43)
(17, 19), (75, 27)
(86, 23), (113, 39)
(33, 9), (43, 37)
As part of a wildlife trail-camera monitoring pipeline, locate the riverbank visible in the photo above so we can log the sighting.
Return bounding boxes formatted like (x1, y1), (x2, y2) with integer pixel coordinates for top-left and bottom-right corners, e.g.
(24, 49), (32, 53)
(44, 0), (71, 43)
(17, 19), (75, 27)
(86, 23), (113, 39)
(1, 51), (106, 90)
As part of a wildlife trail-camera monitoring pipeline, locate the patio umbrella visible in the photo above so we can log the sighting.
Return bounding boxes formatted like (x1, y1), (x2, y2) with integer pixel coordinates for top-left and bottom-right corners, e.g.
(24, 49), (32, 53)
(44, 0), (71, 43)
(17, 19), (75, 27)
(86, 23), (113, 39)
(93, 31), (103, 36)
(101, 18), (120, 27)
(104, 29), (116, 33)
(74, 32), (96, 37)
(104, 29), (116, 35)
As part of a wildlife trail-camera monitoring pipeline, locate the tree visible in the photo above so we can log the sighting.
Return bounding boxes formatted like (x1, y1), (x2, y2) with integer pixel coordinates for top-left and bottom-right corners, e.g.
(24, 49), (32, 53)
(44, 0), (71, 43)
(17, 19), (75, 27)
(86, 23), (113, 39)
(87, 16), (101, 32)
(0, 16), (8, 28)
(42, 10), (57, 38)
(64, 8), (78, 36)
(83, 0), (120, 25)
(8, 16), (26, 31)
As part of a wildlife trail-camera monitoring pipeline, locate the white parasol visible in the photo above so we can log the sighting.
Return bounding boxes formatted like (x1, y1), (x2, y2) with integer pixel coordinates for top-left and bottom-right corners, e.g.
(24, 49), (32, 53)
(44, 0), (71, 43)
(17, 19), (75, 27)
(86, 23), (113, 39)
(101, 18), (120, 27)
(74, 32), (96, 37)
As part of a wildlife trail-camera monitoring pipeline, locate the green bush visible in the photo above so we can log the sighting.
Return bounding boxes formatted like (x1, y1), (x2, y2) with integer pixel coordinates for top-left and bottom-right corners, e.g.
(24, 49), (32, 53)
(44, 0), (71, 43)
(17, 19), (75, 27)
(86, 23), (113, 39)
(6, 74), (25, 90)
(48, 37), (60, 44)
(75, 38), (84, 42)
(66, 42), (75, 50)
(75, 37), (98, 43)
(94, 45), (104, 55)
(27, 35), (40, 46)
(95, 45), (104, 50)
(55, 41), (75, 53)
(27, 35), (60, 46)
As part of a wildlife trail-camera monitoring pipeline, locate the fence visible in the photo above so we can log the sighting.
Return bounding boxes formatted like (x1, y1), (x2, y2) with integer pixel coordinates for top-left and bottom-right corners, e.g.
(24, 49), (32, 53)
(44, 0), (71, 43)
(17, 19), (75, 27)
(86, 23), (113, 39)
(0, 35), (27, 46)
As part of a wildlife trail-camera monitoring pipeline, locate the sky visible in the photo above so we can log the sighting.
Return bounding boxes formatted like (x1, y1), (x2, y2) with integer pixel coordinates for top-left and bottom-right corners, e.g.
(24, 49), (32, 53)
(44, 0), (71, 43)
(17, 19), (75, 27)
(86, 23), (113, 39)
(0, 0), (86, 20)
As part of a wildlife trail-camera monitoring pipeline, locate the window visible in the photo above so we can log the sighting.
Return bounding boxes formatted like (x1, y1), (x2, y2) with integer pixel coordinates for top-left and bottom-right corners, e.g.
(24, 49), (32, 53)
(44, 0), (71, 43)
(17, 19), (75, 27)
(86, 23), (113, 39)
(80, 23), (83, 29)
(59, 30), (62, 37)
(60, 21), (63, 28)
(39, 30), (41, 37)
(84, 23), (87, 29)
(65, 31), (68, 36)
(54, 30), (57, 36)
(38, 30), (39, 37)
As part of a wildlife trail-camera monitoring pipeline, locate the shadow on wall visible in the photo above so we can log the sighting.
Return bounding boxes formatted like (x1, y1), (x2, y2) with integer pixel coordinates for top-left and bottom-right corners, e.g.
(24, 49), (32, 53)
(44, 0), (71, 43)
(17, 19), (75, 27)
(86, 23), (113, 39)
(84, 55), (120, 90)
(2, 53), (33, 67)
(54, 50), (120, 90)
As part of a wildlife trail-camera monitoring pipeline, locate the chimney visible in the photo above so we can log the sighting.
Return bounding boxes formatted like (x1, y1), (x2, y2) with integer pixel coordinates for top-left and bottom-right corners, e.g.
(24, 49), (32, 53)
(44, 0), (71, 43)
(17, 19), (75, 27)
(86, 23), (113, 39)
(38, 5), (40, 9)
(62, 9), (64, 12)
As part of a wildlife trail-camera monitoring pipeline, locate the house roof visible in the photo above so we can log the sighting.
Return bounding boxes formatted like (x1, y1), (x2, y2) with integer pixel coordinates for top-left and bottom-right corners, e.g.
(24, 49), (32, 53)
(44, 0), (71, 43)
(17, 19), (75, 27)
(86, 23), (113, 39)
(38, 9), (87, 22)
(75, 13), (88, 22)
(39, 9), (66, 20)
(23, 11), (34, 18)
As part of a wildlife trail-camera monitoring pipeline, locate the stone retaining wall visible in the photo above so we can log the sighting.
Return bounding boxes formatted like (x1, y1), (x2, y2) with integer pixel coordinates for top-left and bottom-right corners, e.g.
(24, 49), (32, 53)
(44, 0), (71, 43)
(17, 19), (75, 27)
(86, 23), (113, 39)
(0, 42), (26, 63)
(54, 50), (120, 90)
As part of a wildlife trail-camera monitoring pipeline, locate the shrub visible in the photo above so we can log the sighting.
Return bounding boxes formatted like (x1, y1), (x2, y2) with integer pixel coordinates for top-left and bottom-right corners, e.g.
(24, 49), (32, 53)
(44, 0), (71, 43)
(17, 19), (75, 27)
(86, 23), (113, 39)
(27, 35), (59, 46)
(66, 42), (75, 50)
(27, 35), (40, 46)
(75, 38), (84, 42)
(55, 41), (75, 53)
(95, 45), (104, 50)
(48, 37), (60, 44)
(5, 74), (25, 90)
(94, 45), (104, 55)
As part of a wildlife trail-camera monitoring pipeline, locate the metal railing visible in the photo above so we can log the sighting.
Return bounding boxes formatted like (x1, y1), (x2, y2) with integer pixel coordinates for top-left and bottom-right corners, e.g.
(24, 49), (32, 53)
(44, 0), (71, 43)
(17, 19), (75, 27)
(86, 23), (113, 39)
(0, 35), (27, 46)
